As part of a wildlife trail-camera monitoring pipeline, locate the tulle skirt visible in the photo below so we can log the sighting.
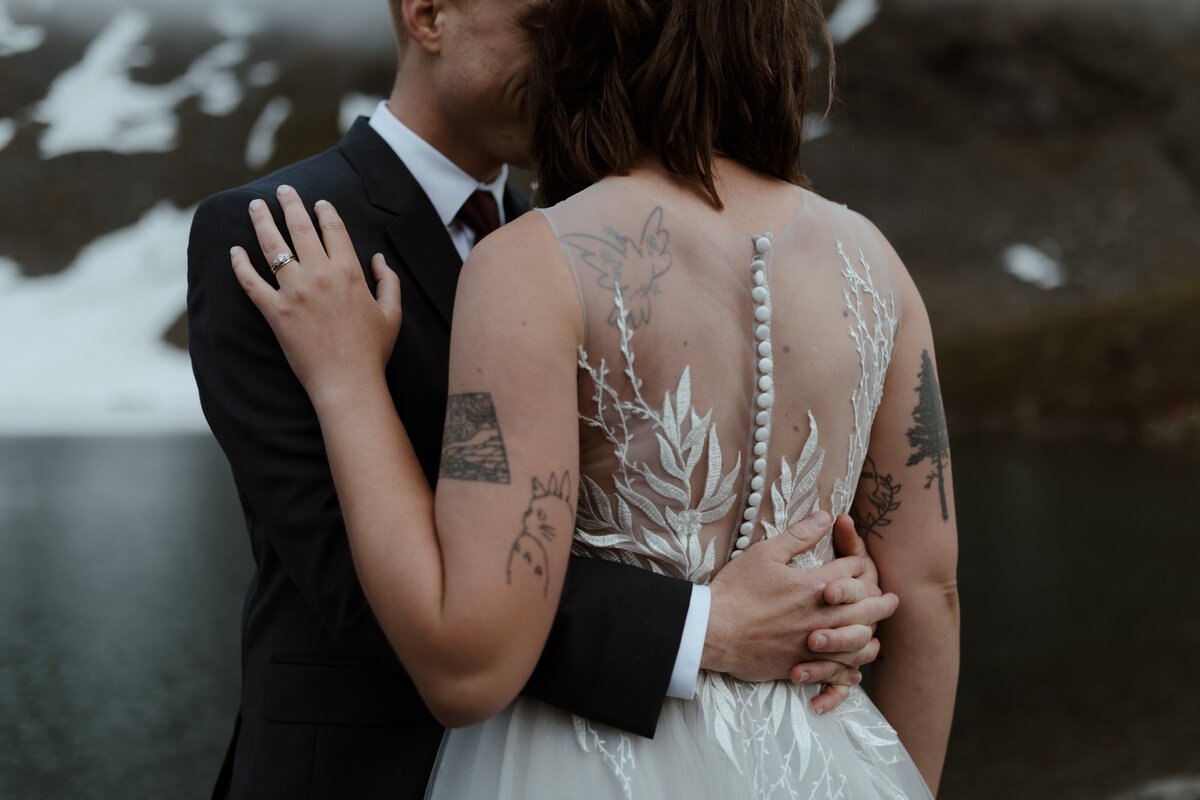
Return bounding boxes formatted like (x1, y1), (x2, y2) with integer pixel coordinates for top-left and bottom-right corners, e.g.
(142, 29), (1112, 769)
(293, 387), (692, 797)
(425, 673), (933, 799)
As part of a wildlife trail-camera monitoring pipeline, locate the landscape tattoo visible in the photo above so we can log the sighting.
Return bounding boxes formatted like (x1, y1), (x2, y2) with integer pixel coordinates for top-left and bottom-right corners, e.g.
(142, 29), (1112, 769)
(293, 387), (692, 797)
(559, 207), (672, 328)
(851, 456), (902, 539)
(905, 349), (950, 521)
(439, 393), (511, 484)
(506, 472), (573, 597)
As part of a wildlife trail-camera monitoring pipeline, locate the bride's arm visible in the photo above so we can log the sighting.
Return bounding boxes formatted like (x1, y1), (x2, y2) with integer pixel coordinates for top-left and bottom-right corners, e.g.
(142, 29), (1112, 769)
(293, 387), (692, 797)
(850, 238), (960, 795)
(232, 188), (584, 728)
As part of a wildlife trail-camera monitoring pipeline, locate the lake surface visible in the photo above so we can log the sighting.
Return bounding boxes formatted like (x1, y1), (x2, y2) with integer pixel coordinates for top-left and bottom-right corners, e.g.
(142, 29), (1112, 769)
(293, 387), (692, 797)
(1, 434), (1198, 799)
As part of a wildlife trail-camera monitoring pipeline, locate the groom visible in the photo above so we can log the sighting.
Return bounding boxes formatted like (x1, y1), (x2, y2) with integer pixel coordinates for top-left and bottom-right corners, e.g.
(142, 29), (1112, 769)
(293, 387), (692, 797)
(187, 0), (898, 798)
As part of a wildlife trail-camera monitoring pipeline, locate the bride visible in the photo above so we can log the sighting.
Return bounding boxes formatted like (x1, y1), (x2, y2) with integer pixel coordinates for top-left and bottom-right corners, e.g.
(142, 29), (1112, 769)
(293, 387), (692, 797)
(230, 0), (959, 796)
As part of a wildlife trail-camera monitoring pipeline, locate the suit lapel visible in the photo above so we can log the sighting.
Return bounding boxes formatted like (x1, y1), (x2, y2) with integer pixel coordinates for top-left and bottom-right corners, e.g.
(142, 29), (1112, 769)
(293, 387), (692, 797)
(338, 119), (463, 327)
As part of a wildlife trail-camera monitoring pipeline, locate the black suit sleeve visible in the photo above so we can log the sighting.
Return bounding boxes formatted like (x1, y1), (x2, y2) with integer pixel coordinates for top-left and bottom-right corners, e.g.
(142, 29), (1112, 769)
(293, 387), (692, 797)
(527, 555), (692, 737)
(189, 184), (693, 740)
(188, 190), (377, 640)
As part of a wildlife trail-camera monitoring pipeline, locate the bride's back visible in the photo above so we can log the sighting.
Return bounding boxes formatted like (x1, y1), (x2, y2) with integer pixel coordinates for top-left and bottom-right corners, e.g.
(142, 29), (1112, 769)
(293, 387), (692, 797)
(539, 166), (903, 580)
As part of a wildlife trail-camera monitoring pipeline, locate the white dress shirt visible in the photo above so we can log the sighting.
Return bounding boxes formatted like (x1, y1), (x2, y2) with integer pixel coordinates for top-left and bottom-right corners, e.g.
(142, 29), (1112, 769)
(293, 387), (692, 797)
(367, 101), (710, 699)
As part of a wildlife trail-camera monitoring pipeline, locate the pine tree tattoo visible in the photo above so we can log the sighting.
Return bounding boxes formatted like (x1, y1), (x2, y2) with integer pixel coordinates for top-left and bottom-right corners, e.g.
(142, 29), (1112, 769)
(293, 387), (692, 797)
(905, 350), (949, 521)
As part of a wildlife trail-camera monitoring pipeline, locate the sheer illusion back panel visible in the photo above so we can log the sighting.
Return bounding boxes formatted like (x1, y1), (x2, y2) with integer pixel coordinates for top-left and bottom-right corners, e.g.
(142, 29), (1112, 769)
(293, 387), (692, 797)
(538, 177), (904, 581)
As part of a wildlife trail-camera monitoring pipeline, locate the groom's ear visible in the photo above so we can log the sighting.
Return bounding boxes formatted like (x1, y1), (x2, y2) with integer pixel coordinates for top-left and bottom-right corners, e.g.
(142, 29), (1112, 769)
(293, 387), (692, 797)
(402, 0), (445, 54)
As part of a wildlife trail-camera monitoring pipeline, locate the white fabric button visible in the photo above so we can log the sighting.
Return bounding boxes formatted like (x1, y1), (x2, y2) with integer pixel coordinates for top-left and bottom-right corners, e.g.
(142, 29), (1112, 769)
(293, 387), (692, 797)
(751, 286), (768, 302)
(758, 375), (773, 392)
(751, 475), (764, 491)
(754, 427), (769, 442)
(756, 393), (772, 409)
(758, 341), (772, 357)
(751, 259), (766, 271)
(740, 521), (755, 536)
(730, 548), (743, 558)
(752, 271), (766, 286)
(755, 306), (771, 322)
(754, 441), (767, 456)
(756, 410), (769, 426)
(743, 507), (758, 521)
(759, 357), (773, 373)
(754, 458), (766, 472)
(748, 492), (762, 507)
(736, 535), (751, 550)
(755, 324), (770, 340)
(755, 237), (771, 254)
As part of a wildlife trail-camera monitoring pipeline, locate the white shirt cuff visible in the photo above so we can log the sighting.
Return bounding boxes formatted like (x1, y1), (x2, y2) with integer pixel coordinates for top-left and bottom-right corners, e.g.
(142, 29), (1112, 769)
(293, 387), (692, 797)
(666, 584), (710, 699)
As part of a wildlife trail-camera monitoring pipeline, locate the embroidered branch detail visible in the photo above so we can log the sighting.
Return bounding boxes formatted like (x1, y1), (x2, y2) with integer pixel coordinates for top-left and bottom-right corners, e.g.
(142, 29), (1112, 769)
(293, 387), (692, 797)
(851, 455), (902, 539)
(560, 207), (672, 328)
(905, 349), (950, 521)
(440, 392), (511, 484)
(831, 243), (899, 531)
(574, 286), (740, 582)
(506, 471), (573, 597)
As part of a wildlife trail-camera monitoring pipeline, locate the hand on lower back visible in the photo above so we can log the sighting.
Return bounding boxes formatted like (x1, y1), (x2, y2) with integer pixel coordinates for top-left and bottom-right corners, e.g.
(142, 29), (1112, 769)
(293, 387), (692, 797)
(703, 511), (898, 691)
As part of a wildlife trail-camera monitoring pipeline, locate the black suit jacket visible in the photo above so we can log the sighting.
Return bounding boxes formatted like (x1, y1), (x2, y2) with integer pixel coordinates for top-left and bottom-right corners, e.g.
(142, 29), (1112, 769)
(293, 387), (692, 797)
(187, 119), (693, 800)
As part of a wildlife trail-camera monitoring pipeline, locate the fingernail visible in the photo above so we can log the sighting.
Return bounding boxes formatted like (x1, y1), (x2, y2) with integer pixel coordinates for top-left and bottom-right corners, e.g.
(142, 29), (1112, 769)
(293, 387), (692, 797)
(229, 247), (238, 256)
(815, 705), (826, 716)
(813, 510), (831, 528)
(813, 634), (827, 650)
(249, 199), (264, 211)
(798, 671), (810, 683)
(314, 199), (329, 208)
(277, 185), (293, 196)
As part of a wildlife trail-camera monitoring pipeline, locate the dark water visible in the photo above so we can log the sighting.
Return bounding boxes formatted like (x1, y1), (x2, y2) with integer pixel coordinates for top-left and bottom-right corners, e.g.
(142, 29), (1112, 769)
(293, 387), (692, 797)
(1, 435), (1198, 799)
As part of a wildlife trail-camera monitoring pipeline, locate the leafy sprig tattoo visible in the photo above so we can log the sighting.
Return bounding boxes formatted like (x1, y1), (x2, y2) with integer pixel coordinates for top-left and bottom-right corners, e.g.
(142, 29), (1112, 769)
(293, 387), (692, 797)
(440, 393), (511, 484)
(851, 456), (902, 539)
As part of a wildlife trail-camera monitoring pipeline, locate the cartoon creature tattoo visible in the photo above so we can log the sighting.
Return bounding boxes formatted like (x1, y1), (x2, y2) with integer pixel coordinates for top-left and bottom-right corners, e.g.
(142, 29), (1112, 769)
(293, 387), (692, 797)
(559, 207), (672, 328)
(506, 472), (574, 597)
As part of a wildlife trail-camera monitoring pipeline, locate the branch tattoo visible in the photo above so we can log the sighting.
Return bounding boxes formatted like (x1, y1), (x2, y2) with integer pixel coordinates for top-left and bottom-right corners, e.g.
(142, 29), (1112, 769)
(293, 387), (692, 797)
(506, 472), (573, 597)
(559, 207), (672, 328)
(440, 393), (511, 484)
(905, 349), (950, 521)
(851, 456), (902, 539)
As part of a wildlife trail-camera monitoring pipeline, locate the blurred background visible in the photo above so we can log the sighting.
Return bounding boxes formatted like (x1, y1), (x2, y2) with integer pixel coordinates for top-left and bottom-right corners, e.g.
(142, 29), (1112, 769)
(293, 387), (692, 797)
(1, 0), (1197, 797)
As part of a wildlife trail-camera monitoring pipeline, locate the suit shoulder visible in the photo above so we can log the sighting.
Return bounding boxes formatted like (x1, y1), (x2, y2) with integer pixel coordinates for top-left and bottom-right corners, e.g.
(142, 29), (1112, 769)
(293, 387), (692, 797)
(195, 145), (357, 219)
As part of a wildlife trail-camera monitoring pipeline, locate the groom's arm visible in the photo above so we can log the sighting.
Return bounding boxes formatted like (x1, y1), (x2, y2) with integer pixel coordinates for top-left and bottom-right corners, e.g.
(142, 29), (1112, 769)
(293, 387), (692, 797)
(188, 186), (389, 642)
(528, 514), (898, 737)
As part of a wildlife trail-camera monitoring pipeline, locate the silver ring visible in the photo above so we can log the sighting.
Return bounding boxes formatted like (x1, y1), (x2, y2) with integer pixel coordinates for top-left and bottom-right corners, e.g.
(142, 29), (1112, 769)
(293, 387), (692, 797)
(271, 252), (295, 274)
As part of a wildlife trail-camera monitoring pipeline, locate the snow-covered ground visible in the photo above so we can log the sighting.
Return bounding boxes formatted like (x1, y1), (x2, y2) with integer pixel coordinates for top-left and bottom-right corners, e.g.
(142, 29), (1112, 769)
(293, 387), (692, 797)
(0, 3), (382, 435)
(0, 204), (206, 435)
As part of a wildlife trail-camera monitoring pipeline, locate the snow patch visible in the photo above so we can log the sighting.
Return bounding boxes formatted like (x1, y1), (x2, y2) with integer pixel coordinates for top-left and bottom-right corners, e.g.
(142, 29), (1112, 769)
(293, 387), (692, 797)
(247, 60), (279, 88)
(827, 0), (880, 45)
(0, 117), (15, 151)
(0, 0), (44, 56)
(340, 92), (384, 133)
(1003, 243), (1065, 290)
(32, 9), (249, 157)
(245, 95), (292, 169)
(0, 203), (208, 435)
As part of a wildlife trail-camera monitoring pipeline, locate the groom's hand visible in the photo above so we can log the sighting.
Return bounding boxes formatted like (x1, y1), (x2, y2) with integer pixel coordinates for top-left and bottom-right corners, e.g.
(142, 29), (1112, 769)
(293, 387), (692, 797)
(702, 511), (898, 711)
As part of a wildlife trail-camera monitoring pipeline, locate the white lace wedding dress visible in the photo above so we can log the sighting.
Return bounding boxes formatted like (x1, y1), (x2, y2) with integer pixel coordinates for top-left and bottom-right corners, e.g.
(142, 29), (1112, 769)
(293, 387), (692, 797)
(425, 178), (934, 799)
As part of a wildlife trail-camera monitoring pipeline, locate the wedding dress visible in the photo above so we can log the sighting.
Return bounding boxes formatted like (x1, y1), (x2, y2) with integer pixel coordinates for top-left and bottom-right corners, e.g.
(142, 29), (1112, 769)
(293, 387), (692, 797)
(425, 178), (934, 799)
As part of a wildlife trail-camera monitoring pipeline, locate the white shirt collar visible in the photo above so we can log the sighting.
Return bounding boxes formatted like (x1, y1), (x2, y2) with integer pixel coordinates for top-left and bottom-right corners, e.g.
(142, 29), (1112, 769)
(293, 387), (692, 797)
(367, 101), (508, 227)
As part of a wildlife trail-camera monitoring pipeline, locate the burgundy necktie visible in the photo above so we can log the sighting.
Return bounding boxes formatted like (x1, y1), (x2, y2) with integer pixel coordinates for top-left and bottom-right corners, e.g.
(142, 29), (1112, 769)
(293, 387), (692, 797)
(456, 190), (501, 242)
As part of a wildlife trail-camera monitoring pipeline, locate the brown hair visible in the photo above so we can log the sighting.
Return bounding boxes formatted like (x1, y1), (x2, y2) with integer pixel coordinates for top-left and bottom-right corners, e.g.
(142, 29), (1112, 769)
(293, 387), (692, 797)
(525, 0), (834, 208)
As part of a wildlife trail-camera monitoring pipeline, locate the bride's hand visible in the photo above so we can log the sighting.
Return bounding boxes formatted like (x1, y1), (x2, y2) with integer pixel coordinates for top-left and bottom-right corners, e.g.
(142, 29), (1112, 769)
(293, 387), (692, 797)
(231, 185), (402, 407)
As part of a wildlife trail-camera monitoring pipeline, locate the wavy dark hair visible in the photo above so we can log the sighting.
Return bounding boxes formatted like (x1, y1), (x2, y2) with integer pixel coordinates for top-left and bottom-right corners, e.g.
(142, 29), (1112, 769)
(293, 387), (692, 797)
(524, 0), (834, 208)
